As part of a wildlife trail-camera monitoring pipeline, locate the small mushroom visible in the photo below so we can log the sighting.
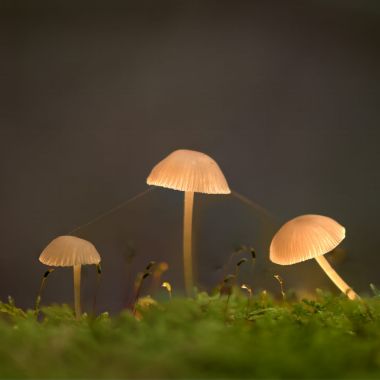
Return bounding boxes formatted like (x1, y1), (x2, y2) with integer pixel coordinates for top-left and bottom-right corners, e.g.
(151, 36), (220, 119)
(39, 235), (101, 319)
(147, 149), (230, 295)
(270, 214), (359, 300)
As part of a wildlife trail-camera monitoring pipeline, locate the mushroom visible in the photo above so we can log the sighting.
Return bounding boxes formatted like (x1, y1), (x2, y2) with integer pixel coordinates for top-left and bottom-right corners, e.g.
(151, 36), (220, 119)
(39, 235), (101, 319)
(270, 214), (359, 300)
(147, 149), (230, 295)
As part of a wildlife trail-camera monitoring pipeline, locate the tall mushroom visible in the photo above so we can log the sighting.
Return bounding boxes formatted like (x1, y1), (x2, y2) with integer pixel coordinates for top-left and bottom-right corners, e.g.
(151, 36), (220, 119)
(270, 214), (358, 300)
(39, 235), (101, 319)
(147, 149), (230, 295)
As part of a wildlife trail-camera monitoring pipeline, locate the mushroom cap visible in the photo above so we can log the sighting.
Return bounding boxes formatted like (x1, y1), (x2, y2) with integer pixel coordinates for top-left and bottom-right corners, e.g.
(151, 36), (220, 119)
(270, 214), (345, 265)
(146, 149), (231, 194)
(39, 236), (101, 267)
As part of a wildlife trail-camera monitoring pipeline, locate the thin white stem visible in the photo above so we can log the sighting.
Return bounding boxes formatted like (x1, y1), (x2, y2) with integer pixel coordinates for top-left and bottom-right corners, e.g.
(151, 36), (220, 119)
(315, 255), (359, 300)
(183, 191), (194, 296)
(73, 264), (82, 319)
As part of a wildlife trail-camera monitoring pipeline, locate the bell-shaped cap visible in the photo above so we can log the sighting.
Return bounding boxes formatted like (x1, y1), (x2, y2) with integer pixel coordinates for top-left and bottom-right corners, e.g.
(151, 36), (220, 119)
(270, 214), (345, 265)
(147, 149), (231, 194)
(39, 236), (101, 267)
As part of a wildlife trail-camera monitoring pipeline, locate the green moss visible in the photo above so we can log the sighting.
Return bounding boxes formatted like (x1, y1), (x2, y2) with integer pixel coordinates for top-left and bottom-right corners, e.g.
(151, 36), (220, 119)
(0, 292), (379, 378)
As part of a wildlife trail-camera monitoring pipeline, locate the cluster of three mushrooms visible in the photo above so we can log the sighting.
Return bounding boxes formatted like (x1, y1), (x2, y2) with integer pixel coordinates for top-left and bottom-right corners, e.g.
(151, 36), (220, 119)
(38, 149), (358, 319)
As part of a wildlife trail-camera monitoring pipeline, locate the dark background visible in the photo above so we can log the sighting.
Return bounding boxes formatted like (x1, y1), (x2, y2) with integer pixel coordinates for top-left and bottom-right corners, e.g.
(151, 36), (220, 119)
(0, 0), (379, 312)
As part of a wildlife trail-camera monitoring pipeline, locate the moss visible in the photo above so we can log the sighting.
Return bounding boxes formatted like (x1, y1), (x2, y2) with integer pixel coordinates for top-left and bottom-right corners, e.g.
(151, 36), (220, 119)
(0, 292), (379, 378)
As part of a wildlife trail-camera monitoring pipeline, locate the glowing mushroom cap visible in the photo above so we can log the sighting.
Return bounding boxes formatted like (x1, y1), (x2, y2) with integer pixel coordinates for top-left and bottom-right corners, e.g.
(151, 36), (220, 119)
(270, 214), (345, 265)
(147, 149), (230, 194)
(39, 236), (101, 267)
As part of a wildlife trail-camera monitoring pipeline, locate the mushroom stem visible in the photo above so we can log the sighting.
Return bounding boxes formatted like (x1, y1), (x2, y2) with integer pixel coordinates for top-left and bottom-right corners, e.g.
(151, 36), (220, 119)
(315, 255), (359, 300)
(73, 264), (82, 319)
(183, 191), (194, 296)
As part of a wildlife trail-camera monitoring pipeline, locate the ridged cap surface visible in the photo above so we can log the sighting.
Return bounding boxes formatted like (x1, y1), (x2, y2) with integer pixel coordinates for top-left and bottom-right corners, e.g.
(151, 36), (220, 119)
(39, 236), (101, 267)
(270, 214), (345, 265)
(147, 149), (230, 194)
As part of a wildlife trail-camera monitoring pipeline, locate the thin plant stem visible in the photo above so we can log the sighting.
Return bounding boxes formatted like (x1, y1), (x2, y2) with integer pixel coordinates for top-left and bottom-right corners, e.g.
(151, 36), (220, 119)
(133, 272), (150, 315)
(241, 284), (252, 317)
(35, 269), (55, 314)
(92, 264), (102, 316)
(222, 246), (256, 287)
(224, 293), (231, 321)
(235, 258), (248, 284)
(274, 274), (286, 301)
(162, 282), (172, 299)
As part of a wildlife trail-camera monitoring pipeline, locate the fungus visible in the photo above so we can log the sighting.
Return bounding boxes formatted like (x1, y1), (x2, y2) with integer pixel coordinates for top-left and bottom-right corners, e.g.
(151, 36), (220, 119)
(147, 149), (230, 295)
(39, 235), (101, 319)
(270, 214), (359, 300)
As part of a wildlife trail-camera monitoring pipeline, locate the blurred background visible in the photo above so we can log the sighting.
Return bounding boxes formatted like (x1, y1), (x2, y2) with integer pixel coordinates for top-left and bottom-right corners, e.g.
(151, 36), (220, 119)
(0, 0), (379, 312)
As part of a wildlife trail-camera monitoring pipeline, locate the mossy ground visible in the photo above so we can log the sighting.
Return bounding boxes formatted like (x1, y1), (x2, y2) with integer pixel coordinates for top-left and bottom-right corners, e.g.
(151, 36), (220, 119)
(0, 291), (380, 379)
